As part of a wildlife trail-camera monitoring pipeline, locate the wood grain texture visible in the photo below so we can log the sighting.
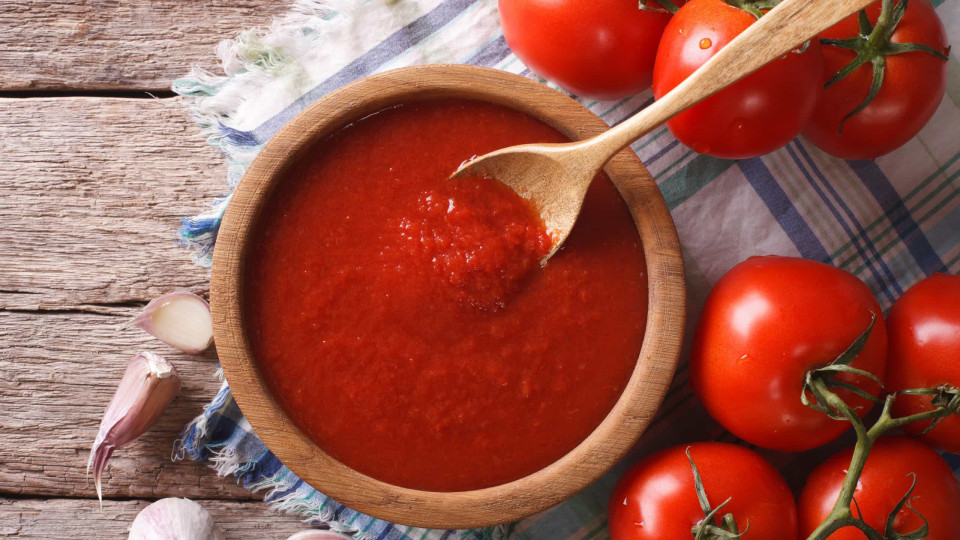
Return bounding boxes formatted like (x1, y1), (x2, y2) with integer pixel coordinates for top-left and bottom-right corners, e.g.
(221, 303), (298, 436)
(211, 64), (686, 529)
(0, 97), (247, 500)
(1, 2), (329, 535)
(0, 0), (287, 91)
(0, 309), (257, 500)
(0, 497), (311, 538)
(0, 97), (223, 310)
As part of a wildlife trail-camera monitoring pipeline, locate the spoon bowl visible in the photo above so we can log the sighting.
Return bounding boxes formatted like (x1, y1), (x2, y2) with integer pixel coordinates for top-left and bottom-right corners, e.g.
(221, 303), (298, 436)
(451, 140), (596, 262)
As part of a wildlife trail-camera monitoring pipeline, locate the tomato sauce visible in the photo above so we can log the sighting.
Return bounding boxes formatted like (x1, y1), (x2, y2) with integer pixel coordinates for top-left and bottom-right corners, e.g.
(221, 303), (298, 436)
(244, 99), (647, 492)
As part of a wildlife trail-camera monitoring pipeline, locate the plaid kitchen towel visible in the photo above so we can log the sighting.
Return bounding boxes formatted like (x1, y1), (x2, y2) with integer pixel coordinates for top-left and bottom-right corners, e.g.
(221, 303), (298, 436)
(174, 0), (960, 538)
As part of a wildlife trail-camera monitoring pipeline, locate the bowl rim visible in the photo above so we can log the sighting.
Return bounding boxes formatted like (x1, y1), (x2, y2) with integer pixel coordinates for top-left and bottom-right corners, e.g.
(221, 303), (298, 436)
(210, 64), (686, 529)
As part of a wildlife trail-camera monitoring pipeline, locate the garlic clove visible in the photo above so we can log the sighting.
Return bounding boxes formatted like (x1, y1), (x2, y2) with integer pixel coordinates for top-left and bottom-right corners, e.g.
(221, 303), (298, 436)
(127, 291), (214, 354)
(287, 532), (353, 540)
(128, 498), (224, 540)
(88, 352), (181, 503)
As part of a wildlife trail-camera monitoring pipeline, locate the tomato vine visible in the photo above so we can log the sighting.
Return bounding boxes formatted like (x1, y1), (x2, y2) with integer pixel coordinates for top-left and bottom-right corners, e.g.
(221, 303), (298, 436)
(801, 315), (960, 540)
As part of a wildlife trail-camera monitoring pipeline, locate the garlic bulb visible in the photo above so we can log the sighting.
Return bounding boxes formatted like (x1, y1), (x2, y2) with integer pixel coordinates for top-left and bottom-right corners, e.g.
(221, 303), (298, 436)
(287, 531), (353, 540)
(128, 498), (224, 540)
(127, 291), (214, 354)
(88, 352), (181, 502)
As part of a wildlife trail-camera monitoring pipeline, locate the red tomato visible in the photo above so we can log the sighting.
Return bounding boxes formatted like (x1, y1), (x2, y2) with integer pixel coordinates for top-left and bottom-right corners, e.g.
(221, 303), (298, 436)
(803, 0), (950, 160)
(799, 437), (960, 539)
(498, 0), (676, 99)
(690, 256), (888, 451)
(887, 273), (960, 453)
(652, 0), (822, 159)
(609, 443), (798, 540)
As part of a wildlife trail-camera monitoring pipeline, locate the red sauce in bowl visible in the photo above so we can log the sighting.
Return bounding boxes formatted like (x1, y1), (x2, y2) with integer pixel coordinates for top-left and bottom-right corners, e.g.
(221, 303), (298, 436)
(244, 99), (647, 492)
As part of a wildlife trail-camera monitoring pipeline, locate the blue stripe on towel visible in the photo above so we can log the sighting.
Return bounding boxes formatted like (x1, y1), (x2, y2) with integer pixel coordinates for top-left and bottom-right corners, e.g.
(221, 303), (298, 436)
(739, 156), (831, 262)
(848, 158), (948, 276)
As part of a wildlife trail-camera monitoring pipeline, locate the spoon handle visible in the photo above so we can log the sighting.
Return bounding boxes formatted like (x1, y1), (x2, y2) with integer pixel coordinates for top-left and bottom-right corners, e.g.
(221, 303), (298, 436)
(583, 0), (875, 163)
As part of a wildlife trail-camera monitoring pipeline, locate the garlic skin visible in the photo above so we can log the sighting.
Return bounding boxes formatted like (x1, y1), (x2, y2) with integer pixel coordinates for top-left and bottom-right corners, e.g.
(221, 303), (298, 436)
(88, 352), (181, 502)
(128, 291), (214, 354)
(287, 531), (353, 540)
(129, 498), (224, 540)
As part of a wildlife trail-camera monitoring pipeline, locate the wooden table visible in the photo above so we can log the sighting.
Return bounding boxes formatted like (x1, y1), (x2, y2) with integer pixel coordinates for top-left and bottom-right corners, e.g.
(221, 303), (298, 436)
(0, 2), (315, 537)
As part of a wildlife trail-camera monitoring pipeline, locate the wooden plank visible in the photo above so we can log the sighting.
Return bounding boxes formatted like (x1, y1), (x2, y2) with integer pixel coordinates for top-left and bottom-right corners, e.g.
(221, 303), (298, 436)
(0, 1), (287, 91)
(0, 497), (312, 538)
(0, 97), (224, 310)
(0, 96), (256, 499)
(0, 308), (268, 500)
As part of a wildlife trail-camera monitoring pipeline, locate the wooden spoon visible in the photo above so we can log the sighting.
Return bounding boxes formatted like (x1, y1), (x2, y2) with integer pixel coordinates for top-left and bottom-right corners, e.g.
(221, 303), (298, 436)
(452, 0), (873, 262)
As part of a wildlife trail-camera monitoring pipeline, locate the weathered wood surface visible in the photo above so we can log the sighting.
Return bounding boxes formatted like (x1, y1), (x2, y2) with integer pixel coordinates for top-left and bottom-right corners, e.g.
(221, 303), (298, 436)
(0, 97), (258, 502)
(0, 97), (223, 310)
(0, 1), (287, 91)
(0, 308), (262, 500)
(0, 0), (332, 535)
(0, 498), (311, 538)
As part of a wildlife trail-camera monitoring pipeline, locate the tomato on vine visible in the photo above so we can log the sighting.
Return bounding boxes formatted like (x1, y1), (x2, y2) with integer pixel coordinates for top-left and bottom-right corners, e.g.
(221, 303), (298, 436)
(803, 0), (950, 159)
(652, 0), (822, 159)
(886, 273), (960, 453)
(799, 437), (960, 540)
(690, 256), (887, 451)
(498, 0), (679, 100)
(608, 443), (798, 540)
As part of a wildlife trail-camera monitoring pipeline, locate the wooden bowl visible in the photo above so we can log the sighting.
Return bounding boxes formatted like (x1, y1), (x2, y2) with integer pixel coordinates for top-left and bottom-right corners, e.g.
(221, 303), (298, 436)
(211, 64), (685, 529)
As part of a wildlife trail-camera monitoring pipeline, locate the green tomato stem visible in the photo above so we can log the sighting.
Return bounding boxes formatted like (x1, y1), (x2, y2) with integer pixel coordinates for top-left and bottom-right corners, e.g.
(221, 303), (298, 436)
(868, 0), (899, 48)
(805, 377), (882, 540)
(722, 514), (741, 536)
(687, 446), (746, 539)
(799, 309), (959, 539)
(809, 516), (886, 540)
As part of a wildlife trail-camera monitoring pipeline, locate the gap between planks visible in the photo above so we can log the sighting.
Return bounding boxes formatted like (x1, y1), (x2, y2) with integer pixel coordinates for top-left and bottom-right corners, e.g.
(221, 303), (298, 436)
(0, 90), (177, 99)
